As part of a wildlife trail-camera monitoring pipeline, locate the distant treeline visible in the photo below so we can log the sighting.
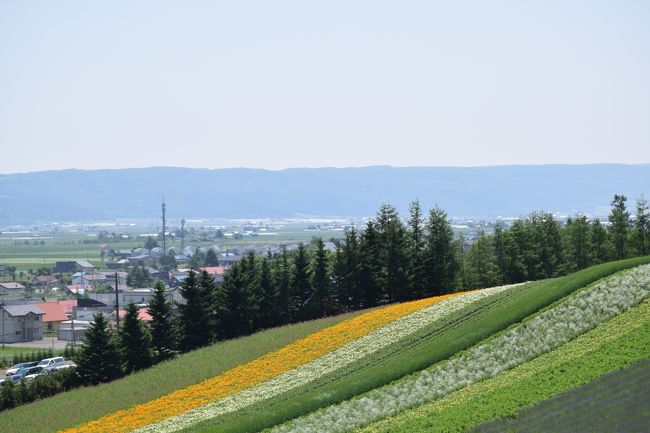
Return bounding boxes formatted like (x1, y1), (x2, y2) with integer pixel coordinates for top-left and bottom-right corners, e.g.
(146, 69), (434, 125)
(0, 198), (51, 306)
(173, 194), (649, 346)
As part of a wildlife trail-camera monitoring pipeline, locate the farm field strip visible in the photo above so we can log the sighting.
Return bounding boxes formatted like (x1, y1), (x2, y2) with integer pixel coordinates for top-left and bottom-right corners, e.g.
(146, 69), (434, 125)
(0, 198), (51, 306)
(173, 258), (650, 433)
(60, 294), (456, 433)
(361, 299), (650, 433)
(269, 264), (650, 433)
(470, 358), (650, 433)
(179, 280), (531, 433)
(134, 285), (520, 433)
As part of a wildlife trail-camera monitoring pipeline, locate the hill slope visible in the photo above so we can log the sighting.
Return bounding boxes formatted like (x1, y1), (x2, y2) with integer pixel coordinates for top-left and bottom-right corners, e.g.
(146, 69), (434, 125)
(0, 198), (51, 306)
(1, 164), (649, 223)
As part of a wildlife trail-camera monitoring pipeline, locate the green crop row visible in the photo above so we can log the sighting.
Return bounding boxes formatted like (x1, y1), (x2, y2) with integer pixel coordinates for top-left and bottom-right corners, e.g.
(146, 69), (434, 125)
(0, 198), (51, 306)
(182, 256), (650, 433)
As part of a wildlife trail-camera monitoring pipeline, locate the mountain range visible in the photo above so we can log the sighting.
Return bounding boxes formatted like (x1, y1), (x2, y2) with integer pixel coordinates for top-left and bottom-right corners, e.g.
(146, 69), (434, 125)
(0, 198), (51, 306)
(0, 164), (648, 224)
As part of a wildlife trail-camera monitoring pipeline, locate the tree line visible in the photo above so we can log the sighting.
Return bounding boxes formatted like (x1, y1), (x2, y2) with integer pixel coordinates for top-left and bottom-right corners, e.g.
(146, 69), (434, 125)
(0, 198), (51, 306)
(33, 194), (649, 393)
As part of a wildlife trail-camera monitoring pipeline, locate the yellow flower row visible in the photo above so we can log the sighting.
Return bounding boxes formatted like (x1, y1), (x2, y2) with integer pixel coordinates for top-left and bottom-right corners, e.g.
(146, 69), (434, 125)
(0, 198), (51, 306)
(62, 293), (462, 433)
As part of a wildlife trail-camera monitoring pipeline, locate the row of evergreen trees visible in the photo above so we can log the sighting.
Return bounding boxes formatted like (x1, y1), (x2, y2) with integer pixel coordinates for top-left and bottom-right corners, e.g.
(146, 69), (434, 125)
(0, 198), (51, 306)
(73, 194), (650, 386)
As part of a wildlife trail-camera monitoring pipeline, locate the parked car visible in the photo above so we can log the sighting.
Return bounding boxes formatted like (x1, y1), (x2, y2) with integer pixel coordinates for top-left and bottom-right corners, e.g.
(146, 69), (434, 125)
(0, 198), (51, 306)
(5, 361), (38, 376)
(7, 366), (44, 383)
(36, 357), (65, 372)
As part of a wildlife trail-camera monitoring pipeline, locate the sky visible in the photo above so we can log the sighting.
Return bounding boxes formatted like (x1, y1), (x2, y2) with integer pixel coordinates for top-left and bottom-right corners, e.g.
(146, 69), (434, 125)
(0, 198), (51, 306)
(0, 1), (649, 173)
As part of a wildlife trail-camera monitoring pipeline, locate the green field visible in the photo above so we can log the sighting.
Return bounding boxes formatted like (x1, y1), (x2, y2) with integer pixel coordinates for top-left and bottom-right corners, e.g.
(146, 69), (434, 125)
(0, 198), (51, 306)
(0, 224), (346, 273)
(362, 298), (650, 433)
(0, 308), (369, 433)
(471, 358), (650, 433)
(179, 257), (650, 433)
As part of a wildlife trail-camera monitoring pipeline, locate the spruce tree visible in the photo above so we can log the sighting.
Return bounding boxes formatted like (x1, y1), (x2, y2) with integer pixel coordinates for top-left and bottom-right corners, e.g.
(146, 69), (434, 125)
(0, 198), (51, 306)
(589, 218), (610, 264)
(176, 270), (211, 352)
(407, 199), (426, 298)
(274, 249), (292, 324)
(147, 280), (175, 362)
(120, 303), (153, 373)
(359, 220), (382, 307)
(634, 195), (649, 256)
(75, 313), (122, 385)
(609, 194), (630, 259)
(376, 204), (410, 302)
(565, 215), (591, 270)
(310, 238), (333, 318)
(258, 257), (278, 328)
(205, 248), (219, 266)
(290, 243), (312, 320)
(422, 206), (457, 296)
(198, 270), (219, 341)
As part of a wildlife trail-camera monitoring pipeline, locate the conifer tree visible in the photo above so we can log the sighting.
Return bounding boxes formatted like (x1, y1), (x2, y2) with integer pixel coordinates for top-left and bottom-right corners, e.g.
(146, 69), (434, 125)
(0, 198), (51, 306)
(376, 204), (410, 302)
(176, 270), (211, 352)
(290, 243), (312, 320)
(589, 218), (610, 264)
(609, 194), (630, 259)
(198, 270), (219, 341)
(310, 238), (333, 318)
(147, 280), (175, 361)
(258, 257), (278, 328)
(407, 199), (426, 297)
(75, 313), (122, 385)
(120, 303), (153, 373)
(274, 249), (292, 324)
(205, 248), (219, 266)
(359, 220), (382, 307)
(422, 206), (457, 296)
(634, 195), (649, 256)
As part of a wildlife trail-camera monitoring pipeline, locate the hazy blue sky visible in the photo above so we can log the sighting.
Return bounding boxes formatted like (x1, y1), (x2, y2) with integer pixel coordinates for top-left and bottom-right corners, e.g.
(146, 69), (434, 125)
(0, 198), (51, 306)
(1, 1), (648, 173)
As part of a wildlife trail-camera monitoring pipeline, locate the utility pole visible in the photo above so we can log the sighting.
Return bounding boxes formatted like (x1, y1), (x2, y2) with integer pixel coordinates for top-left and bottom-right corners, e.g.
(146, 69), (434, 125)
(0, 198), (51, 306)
(1, 301), (5, 349)
(181, 218), (185, 259)
(115, 272), (120, 332)
(162, 198), (167, 254)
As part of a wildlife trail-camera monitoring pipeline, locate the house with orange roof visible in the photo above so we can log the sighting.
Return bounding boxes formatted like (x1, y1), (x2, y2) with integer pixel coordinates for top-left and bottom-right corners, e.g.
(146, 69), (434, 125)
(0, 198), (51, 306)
(34, 302), (70, 333)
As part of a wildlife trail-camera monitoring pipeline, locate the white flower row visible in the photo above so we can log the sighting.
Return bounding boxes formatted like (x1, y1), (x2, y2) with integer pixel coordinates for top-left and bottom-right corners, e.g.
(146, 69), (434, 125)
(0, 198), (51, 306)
(135, 284), (521, 433)
(271, 264), (650, 433)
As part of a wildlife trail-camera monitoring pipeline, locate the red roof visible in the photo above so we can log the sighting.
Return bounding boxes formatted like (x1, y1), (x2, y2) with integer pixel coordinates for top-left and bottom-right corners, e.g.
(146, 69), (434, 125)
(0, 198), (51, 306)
(58, 300), (77, 315)
(0, 282), (25, 290)
(67, 284), (92, 294)
(199, 266), (225, 275)
(34, 302), (69, 323)
(117, 308), (153, 322)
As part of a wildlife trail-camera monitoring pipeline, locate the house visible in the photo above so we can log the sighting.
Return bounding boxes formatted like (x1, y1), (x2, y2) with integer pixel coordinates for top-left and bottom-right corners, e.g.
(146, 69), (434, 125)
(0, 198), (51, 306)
(71, 273), (109, 287)
(31, 275), (59, 287)
(199, 266), (226, 284)
(58, 319), (92, 341)
(0, 282), (26, 297)
(52, 259), (96, 273)
(34, 302), (69, 333)
(0, 304), (45, 343)
(217, 254), (243, 267)
(66, 284), (91, 296)
(115, 307), (153, 323)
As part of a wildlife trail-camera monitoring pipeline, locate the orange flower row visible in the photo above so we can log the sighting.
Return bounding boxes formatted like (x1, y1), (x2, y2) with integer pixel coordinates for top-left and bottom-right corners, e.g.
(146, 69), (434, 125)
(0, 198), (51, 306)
(61, 293), (460, 433)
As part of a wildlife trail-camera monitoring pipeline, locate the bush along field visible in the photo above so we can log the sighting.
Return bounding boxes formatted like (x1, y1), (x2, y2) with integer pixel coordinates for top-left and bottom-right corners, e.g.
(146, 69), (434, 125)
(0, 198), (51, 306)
(3, 257), (650, 433)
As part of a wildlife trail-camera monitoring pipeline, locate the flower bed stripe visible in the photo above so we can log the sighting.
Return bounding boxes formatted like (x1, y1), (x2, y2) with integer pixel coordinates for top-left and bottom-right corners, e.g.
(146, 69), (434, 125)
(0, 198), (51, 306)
(134, 284), (519, 433)
(270, 264), (650, 433)
(358, 298), (650, 433)
(60, 293), (461, 433)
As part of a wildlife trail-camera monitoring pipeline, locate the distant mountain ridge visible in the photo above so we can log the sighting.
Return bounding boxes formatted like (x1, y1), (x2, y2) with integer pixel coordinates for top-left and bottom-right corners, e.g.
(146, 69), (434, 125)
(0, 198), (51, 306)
(0, 165), (648, 224)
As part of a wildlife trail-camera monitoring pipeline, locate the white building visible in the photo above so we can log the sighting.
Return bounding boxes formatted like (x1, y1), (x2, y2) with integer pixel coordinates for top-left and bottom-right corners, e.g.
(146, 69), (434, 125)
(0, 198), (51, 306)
(0, 305), (45, 343)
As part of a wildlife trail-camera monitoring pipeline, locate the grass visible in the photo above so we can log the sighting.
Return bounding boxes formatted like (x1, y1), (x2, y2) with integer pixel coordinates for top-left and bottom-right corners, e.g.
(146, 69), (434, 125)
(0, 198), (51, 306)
(181, 257), (650, 433)
(360, 298), (650, 433)
(0, 309), (369, 433)
(471, 358), (650, 433)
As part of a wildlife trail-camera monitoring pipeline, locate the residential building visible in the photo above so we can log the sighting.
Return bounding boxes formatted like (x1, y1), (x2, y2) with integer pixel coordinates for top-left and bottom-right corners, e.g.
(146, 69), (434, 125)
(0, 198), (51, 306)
(34, 302), (69, 333)
(0, 304), (45, 343)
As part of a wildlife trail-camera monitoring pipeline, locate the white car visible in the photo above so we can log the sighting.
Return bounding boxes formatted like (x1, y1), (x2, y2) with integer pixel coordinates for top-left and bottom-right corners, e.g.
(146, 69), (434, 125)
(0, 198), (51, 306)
(36, 356), (65, 372)
(5, 361), (38, 376)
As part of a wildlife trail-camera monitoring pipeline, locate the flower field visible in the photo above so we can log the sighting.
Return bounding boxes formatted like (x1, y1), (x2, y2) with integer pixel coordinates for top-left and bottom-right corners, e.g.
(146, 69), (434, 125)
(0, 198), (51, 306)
(3, 257), (648, 433)
(60, 292), (462, 433)
(269, 264), (650, 433)
(135, 284), (520, 433)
